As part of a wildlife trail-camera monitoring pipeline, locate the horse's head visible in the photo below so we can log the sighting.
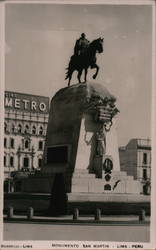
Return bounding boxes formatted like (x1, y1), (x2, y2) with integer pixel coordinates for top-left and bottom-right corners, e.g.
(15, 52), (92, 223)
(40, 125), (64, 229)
(91, 37), (104, 53)
(97, 37), (104, 53)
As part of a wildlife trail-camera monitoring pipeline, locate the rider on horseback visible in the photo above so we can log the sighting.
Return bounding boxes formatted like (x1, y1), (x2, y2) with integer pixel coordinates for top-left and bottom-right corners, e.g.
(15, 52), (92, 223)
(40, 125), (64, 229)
(74, 33), (90, 56)
(66, 35), (104, 86)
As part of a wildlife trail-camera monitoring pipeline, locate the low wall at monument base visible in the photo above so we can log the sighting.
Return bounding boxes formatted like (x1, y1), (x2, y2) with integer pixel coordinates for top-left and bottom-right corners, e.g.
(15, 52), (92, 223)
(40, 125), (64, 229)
(4, 192), (150, 216)
(67, 201), (150, 215)
(4, 193), (51, 215)
(67, 193), (150, 215)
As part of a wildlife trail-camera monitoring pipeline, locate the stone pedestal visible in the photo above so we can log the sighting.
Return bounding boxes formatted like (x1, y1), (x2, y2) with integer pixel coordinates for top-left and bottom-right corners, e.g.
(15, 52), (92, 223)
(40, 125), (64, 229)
(20, 82), (143, 214)
(41, 82), (141, 196)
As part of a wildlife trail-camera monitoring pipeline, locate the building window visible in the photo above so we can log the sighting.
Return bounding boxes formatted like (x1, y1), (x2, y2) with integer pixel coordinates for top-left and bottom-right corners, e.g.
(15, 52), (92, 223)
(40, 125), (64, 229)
(39, 126), (43, 135)
(4, 138), (7, 148)
(24, 124), (30, 134)
(143, 153), (147, 164)
(11, 123), (15, 133)
(25, 140), (29, 149)
(38, 158), (42, 168)
(10, 138), (14, 148)
(32, 125), (36, 135)
(18, 124), (22, 133)
(4, 123), (7, 133)
(10, 138), (15, 148)
(4, 156), (6, 167)
(23, 157), (29, 168)
(143, 169), (147, 180)
(10, 156), (14, 167)
(38, 141), (43, 150)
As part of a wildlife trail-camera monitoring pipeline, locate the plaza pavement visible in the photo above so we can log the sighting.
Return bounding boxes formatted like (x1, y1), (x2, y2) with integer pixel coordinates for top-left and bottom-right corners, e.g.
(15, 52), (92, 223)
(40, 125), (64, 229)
(3, 215), (150, 242)
(4, 222), (150, 242)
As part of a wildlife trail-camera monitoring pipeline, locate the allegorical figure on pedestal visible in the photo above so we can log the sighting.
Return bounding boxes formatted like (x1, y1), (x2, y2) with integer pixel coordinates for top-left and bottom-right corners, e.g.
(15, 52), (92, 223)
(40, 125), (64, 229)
(96, 127), (106, 156)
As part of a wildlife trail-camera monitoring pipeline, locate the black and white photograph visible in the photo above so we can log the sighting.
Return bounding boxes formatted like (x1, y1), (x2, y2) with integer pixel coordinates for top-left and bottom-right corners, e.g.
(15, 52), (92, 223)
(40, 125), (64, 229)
(0, 0), (156, 249)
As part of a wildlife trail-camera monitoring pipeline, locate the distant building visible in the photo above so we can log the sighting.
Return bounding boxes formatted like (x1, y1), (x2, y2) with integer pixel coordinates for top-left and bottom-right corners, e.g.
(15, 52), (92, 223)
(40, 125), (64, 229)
(119, 138), (151, 194)
(4, 91), (49, 191)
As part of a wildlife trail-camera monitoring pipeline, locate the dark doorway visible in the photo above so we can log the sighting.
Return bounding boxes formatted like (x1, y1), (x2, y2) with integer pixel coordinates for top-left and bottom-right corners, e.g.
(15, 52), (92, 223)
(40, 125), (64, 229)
(23, 157), (29, 168)
(48, 173), (67, 216)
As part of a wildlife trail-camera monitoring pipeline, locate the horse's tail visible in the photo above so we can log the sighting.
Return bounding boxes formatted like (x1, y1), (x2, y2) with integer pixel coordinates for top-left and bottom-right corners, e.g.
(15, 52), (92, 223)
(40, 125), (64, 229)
(65, 67), (71, 80)
(65, 56), (75, 80)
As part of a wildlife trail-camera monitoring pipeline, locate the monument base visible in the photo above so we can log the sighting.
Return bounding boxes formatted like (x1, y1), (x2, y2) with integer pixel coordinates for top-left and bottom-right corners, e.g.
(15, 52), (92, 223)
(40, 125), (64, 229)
(17, 167), (142, 215)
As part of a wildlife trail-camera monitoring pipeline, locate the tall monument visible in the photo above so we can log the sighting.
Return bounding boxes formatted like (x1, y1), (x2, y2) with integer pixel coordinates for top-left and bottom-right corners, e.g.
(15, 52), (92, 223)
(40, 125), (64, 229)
(12, 35), (147, 216)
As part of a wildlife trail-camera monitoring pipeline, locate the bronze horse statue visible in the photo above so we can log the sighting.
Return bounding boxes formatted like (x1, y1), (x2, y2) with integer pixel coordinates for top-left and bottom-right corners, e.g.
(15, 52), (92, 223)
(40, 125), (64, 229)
(65, 38), (104, 86)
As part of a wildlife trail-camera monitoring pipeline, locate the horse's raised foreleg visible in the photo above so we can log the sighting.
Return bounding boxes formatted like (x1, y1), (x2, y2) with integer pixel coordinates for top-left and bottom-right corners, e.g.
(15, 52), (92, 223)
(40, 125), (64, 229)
(91, 64), (99, 79)
(77, 69), (83, 83)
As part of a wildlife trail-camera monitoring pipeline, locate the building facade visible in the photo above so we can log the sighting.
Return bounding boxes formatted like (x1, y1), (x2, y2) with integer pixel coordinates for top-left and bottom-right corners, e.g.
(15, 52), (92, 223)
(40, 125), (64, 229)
(119, 138), (151, 194)
(4, 91), (49, 190)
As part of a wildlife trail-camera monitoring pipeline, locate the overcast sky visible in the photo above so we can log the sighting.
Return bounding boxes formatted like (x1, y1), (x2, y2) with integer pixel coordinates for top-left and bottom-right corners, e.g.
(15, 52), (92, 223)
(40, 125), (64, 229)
(5, 3), (152, 146)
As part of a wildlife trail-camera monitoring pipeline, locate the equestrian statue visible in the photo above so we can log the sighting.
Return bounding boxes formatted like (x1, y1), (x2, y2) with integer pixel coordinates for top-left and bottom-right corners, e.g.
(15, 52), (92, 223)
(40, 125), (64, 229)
(65, 33), (104, 86)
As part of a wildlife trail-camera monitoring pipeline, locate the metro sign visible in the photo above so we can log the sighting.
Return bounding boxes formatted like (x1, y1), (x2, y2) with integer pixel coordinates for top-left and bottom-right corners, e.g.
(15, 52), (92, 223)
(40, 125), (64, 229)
(5, 91), (49, 114)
